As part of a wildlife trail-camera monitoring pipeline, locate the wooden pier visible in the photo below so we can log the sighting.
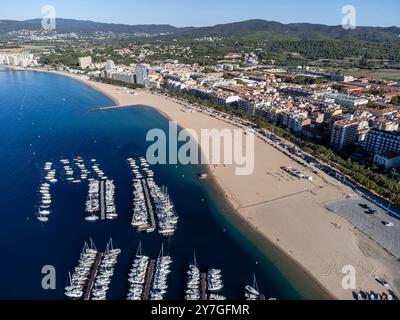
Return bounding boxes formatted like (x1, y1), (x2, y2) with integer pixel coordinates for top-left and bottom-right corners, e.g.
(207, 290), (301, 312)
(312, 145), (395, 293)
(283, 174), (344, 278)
(143, 260), (156, 301)
(83, 253), (103, 300)
(100, 181), (106, 220)
(201, 273), (207, 300)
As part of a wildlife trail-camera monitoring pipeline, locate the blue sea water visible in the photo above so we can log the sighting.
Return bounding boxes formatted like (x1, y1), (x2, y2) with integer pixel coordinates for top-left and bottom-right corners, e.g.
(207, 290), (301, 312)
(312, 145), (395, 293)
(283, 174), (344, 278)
(0, 70), (322, 300)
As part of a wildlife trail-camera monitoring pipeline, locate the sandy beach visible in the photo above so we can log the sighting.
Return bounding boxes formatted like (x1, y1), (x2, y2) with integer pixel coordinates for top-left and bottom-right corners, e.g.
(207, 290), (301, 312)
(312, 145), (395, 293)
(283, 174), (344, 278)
(49, 71), (400, 300)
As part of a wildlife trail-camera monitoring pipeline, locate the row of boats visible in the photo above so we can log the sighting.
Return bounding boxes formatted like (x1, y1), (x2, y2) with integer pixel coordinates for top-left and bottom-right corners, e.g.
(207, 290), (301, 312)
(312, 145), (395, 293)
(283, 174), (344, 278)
(36, 158), (111, 222)
(126, 243), (172, 301)
(91, 160), (108, 180)
(185, 262), (202, 300)
(148, 182), (179, 237)
(128, 157), (178, 236)
(64, 240), (98, 299)
(127, 244), (150, 300)
(129, 157), (156, 233)
(60, 157), (108, 184)
(185, 255), (265, 301)
(65, 240), (274, 301)
(150, 247), (172, 300)
(105, 180), (117, 220)
(130, 177), (152, 231)
(84, 179), (117, 222)
(64, 239), (120, 300)
(60, 158), (88, 184)
(85, 180), (100, 221)
(43, 162), (57, 184)
(91, 239), (121, 300)
(207, 269), (226, 300)
(36, 162), (57, 222)
(185, 254), (226, 301)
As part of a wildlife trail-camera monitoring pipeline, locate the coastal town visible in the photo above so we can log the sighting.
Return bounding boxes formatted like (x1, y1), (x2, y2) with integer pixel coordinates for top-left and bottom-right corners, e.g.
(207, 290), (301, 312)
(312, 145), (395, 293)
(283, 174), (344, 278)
(2, 46), (400, 299)
(1, 3), (400, 306)
(2, 48), (400, 197)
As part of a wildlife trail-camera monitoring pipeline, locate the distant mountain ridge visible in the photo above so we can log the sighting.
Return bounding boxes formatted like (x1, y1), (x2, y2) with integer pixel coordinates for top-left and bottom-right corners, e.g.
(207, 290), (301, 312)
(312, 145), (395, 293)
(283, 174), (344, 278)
(0, 18), (399, 42)
(0, 18), (179, 34)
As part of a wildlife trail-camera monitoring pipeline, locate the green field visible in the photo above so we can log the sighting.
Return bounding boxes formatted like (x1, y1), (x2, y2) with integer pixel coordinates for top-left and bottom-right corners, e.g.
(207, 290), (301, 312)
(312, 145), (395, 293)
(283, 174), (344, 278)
(343, 68), (400, 81)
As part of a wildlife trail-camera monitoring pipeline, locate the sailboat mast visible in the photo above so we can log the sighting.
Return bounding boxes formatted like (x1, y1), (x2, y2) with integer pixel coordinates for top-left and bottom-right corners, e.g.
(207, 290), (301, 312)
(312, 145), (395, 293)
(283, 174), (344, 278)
(159, 243), (164, 258)
(89, 237), (97, 251)
(193, 251), (198, 268)
(136, 241), (142, 256)
(253, 274), (259, 292)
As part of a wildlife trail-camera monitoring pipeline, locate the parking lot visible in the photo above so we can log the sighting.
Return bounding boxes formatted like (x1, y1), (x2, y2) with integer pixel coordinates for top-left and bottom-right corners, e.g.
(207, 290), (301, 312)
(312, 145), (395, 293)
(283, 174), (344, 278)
(327, 196), (400, 259)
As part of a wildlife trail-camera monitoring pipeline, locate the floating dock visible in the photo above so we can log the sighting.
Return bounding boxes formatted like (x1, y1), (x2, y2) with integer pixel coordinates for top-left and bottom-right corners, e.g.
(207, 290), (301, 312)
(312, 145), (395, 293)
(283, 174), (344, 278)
(143, 260), (156, 301)
(83, 253), (103, 300)
(140, 179), (156, 232)
(201, 273), (207, 300)
(100, 181), (106, 220)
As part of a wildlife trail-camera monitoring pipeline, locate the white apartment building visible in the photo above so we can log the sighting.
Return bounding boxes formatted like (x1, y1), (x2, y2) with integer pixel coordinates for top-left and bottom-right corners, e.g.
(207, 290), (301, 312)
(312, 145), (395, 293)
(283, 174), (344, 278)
(330, 119), (360, 150)
(0, 52), (38, 67)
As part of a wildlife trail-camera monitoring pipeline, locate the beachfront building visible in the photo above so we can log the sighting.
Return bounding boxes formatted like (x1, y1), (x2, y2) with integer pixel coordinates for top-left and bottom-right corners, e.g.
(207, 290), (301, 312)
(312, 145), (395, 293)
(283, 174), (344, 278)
(136, 64), (149, 85)
(236, 98), (256, 115)
(105, 60), (116, 71)
(106, 70), (135, 83)
(188, 87), (214, 100)
(0, 52), (38, 67)
(364, 129), (400, 155)
(210, 91), (241, 107)
(288, 114), (312, 133)
(79, 56), (93, 70)
(330, 119), (360, 150)
(373, 152), (400, 169)
(255, 104), (288, 123)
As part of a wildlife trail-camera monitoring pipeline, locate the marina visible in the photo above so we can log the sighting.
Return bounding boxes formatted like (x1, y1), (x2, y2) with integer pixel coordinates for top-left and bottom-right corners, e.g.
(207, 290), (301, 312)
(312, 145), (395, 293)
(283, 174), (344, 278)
(36, 157), (117, 223)
(128, 157), (178, 236)
(1, 70), (321, 300)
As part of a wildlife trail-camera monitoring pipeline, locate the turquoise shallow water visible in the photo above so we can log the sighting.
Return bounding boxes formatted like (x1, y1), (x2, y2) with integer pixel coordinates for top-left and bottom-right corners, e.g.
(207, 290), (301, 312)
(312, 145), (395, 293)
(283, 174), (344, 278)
(0, 70), (321, 300)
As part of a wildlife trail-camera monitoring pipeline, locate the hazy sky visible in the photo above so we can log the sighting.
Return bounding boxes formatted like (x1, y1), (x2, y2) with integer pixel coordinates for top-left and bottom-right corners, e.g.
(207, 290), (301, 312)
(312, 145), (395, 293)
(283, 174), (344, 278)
(2, 0), (399, 27)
